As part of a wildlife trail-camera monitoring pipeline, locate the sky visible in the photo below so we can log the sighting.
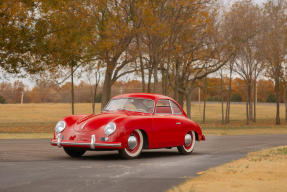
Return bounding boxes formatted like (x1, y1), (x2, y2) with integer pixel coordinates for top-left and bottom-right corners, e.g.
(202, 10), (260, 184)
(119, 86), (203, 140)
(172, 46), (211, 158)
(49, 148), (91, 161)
(222, 0), (267, 5)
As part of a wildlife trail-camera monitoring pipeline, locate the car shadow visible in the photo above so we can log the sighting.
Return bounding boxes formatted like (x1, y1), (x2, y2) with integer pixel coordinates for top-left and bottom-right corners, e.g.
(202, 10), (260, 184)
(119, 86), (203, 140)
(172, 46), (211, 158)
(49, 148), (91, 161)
(57, 150), (205, 161)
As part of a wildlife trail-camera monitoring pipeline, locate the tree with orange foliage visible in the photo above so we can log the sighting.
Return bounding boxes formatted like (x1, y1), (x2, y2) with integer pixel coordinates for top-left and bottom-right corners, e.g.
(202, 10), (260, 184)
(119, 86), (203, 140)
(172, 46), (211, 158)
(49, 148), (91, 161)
(0, 1), (45, 76)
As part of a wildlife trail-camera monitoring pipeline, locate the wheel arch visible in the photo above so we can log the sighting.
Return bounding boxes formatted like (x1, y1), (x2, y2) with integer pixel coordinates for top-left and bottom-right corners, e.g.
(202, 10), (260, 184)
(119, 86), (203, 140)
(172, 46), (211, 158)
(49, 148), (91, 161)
(194, 131), (199, 141)
(120, 117), (152, 149)
(139, 129), (149, 149)
(187, 129), (199, 141)
(183, 119), (202, 141)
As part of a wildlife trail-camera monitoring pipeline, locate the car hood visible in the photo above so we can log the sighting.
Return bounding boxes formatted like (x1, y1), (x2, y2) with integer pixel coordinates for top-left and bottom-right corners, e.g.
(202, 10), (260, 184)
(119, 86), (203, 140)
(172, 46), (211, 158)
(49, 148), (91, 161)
(73, 110), (147, 132)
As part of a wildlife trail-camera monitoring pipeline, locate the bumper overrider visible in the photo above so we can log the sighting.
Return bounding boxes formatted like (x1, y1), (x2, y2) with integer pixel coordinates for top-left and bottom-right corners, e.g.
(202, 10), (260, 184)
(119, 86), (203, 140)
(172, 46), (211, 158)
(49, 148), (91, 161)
(202, 135), (206, 141)
(50, 134), (122, 149)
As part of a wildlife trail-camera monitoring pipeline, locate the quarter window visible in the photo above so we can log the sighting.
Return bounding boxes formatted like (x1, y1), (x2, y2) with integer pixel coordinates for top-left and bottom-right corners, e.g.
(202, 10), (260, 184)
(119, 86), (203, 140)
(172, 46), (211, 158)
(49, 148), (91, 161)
(170, 101), (182, 114)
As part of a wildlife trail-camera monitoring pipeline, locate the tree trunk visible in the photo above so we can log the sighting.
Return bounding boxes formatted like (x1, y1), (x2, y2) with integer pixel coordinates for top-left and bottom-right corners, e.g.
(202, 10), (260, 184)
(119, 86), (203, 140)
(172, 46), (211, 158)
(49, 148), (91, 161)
(136, 36), (146, 92)
(253, 78), (257, 122)
(71, 65), (75, 115)
(177, 76), (185, 107)
(225, 65), (233, 123)
(153, 63), (158, 93)
(220, 71), (224, 124)
(186, 91), (192, 119)
(92, 83), (98, 114)
(161, 69), (167, 95)
(275, 75), (280, 125)
(285, 85), (287, 122)
(248, 83), (253, 122)
(246, 82), (250, 125)
(177, 90), (184, 107)
(101, 68), (113, 110)
(173, 62), (180, 101)
(147, 67), (152, 93)
(203, 76), (207, 123)
(139, 57), (146, 92)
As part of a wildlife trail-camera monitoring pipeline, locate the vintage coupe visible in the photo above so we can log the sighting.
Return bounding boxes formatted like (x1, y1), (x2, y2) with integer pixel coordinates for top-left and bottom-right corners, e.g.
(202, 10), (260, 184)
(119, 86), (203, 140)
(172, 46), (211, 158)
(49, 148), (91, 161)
(51, 93), (205, 159)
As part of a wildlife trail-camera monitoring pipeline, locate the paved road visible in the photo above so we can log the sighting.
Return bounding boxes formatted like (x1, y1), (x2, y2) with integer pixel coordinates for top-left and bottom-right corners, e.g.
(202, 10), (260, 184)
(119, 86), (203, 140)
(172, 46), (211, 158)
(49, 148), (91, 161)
(1, 134), (287, 192)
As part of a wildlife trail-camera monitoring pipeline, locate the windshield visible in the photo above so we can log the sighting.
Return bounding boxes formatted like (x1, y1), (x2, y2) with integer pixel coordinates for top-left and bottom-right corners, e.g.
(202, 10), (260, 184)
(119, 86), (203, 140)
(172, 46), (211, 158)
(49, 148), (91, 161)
(104, 98), (155, 113)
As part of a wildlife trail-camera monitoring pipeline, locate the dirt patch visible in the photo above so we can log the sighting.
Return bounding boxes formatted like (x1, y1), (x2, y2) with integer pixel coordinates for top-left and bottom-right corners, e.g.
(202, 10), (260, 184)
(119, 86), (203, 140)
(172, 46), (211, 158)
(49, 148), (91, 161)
(169, 146), (287, 192)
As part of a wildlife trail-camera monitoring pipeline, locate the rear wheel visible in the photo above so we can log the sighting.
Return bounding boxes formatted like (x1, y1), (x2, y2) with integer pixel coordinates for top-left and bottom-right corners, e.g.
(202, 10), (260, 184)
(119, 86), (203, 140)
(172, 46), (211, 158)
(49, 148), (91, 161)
(119, 129), (143, 159)
(63, 147), (86, 158)
(177, 131), (196, 155)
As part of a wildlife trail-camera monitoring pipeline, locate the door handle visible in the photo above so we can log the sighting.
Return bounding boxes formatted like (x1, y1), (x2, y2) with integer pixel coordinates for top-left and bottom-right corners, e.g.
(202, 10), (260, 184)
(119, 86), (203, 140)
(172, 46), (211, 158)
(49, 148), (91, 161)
(176, 122), (181, 125)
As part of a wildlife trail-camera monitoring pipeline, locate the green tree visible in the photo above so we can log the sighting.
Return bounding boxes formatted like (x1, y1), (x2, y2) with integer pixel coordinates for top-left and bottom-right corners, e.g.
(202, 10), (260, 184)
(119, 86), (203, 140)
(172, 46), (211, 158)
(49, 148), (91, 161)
(0, 95), (6, 104)
(231, 93), (242, 102)
(266, 93), (276, 103)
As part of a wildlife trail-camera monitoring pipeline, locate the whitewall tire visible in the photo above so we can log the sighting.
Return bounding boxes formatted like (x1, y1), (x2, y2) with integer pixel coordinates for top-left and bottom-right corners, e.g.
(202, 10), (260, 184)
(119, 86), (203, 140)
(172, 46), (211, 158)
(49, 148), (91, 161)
(119, 129), (144, 159)
(177, 131), (196, 154)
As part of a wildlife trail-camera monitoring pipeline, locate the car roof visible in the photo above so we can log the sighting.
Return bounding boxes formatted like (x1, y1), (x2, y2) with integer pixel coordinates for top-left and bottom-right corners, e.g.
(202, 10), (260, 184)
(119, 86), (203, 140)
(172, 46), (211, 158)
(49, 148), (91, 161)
(112, 93), (172, 101)
(111, 93), (188, 117)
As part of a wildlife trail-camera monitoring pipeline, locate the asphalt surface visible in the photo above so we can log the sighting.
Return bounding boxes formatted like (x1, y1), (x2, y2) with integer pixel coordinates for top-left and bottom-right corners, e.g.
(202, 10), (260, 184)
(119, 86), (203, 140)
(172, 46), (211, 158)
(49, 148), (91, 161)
(1, 134), (287, 192)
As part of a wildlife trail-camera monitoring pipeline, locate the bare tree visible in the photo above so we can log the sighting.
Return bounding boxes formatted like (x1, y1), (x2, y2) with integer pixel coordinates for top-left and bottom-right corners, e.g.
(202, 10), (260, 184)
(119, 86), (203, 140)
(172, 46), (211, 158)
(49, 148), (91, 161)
(86, 62), (102, 114)
(220, 69), (225, 124)
(260, 0), (287, 125)
(224, 1), (263, 124)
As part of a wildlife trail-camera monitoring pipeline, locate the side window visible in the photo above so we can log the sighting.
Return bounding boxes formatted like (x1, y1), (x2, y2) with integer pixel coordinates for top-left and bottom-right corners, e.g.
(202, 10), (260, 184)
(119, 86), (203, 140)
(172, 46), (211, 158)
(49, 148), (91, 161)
(155, 100), (172, 114)
(170, 101), (182, 114)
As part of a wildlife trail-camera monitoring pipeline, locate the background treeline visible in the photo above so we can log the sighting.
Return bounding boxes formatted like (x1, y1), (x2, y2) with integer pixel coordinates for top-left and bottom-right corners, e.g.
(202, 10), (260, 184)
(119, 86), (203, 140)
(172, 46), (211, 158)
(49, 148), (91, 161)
(0, 78), (277, 104)
(1, 0), (287, 125)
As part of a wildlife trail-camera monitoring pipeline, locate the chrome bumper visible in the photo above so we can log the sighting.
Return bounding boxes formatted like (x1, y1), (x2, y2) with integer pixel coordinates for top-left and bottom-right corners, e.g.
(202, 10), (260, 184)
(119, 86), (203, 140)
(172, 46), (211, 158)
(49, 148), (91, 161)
(51, 134), (121, 149)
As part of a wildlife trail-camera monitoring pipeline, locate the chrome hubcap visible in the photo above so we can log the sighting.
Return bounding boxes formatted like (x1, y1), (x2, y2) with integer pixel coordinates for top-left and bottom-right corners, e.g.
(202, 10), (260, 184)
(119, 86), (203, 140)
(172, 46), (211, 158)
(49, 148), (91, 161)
(185, 134), (192, 146)
(128, 135), (138, 150)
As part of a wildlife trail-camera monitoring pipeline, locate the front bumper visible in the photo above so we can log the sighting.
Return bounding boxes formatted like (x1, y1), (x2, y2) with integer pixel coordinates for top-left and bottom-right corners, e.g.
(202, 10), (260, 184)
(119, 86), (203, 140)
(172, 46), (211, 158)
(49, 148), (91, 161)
(50, 134), (121, 149)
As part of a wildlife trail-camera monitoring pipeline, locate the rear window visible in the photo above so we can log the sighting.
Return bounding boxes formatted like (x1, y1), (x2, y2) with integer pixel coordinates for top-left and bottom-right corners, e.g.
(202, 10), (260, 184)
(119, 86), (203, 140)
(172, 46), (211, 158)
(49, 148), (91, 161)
(155, 99), (172, 114)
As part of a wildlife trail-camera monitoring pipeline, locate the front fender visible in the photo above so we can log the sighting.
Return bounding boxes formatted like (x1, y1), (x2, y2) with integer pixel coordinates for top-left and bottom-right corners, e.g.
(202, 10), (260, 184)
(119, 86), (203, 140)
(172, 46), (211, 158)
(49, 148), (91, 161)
(53, 114), (87, 139)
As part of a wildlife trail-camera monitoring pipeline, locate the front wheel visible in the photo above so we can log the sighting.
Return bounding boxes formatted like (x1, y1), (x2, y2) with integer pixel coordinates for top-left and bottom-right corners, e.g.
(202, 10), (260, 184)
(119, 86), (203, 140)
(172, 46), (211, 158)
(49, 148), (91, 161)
(63, 147), (86, 158)
(119, 129), (144, 159)
(177, 131), (196, 155)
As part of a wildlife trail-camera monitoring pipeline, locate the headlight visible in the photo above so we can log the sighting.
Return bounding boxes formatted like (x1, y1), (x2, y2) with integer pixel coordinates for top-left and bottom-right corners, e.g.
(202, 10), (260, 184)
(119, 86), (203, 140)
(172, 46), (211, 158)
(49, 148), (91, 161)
(55, 121), (66, 133)
(104, 122), (116, 136)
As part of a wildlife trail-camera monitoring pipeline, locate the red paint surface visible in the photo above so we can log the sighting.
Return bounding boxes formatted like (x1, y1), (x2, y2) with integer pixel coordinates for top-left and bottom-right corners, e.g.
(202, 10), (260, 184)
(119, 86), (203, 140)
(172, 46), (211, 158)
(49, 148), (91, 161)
(51, 93), (205, 150)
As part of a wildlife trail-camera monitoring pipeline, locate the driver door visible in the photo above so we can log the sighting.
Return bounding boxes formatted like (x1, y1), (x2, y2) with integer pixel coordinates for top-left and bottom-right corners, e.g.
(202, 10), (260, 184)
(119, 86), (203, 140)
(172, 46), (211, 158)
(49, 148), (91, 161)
(152, 99), (182, 148)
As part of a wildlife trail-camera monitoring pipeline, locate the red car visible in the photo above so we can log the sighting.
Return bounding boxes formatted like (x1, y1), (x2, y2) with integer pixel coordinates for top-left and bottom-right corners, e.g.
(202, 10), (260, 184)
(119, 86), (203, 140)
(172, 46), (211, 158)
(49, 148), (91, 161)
(51, 93), (205, 159)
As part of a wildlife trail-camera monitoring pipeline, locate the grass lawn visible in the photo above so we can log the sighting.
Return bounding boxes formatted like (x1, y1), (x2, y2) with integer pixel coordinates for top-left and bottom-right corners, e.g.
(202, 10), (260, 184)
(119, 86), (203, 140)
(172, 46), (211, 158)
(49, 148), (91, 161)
(0, 102), (286, 138)
(169, 146), (287, 192)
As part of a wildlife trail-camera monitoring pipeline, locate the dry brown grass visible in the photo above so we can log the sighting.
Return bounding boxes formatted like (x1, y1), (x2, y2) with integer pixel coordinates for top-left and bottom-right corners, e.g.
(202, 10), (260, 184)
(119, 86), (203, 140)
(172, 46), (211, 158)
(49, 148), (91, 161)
(0, 103), (100, 133)
(0, 102), (286, 138)
(0, 133), (53, 139)
(189, 103), (287, 122)
(169, 146), (287, 192)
